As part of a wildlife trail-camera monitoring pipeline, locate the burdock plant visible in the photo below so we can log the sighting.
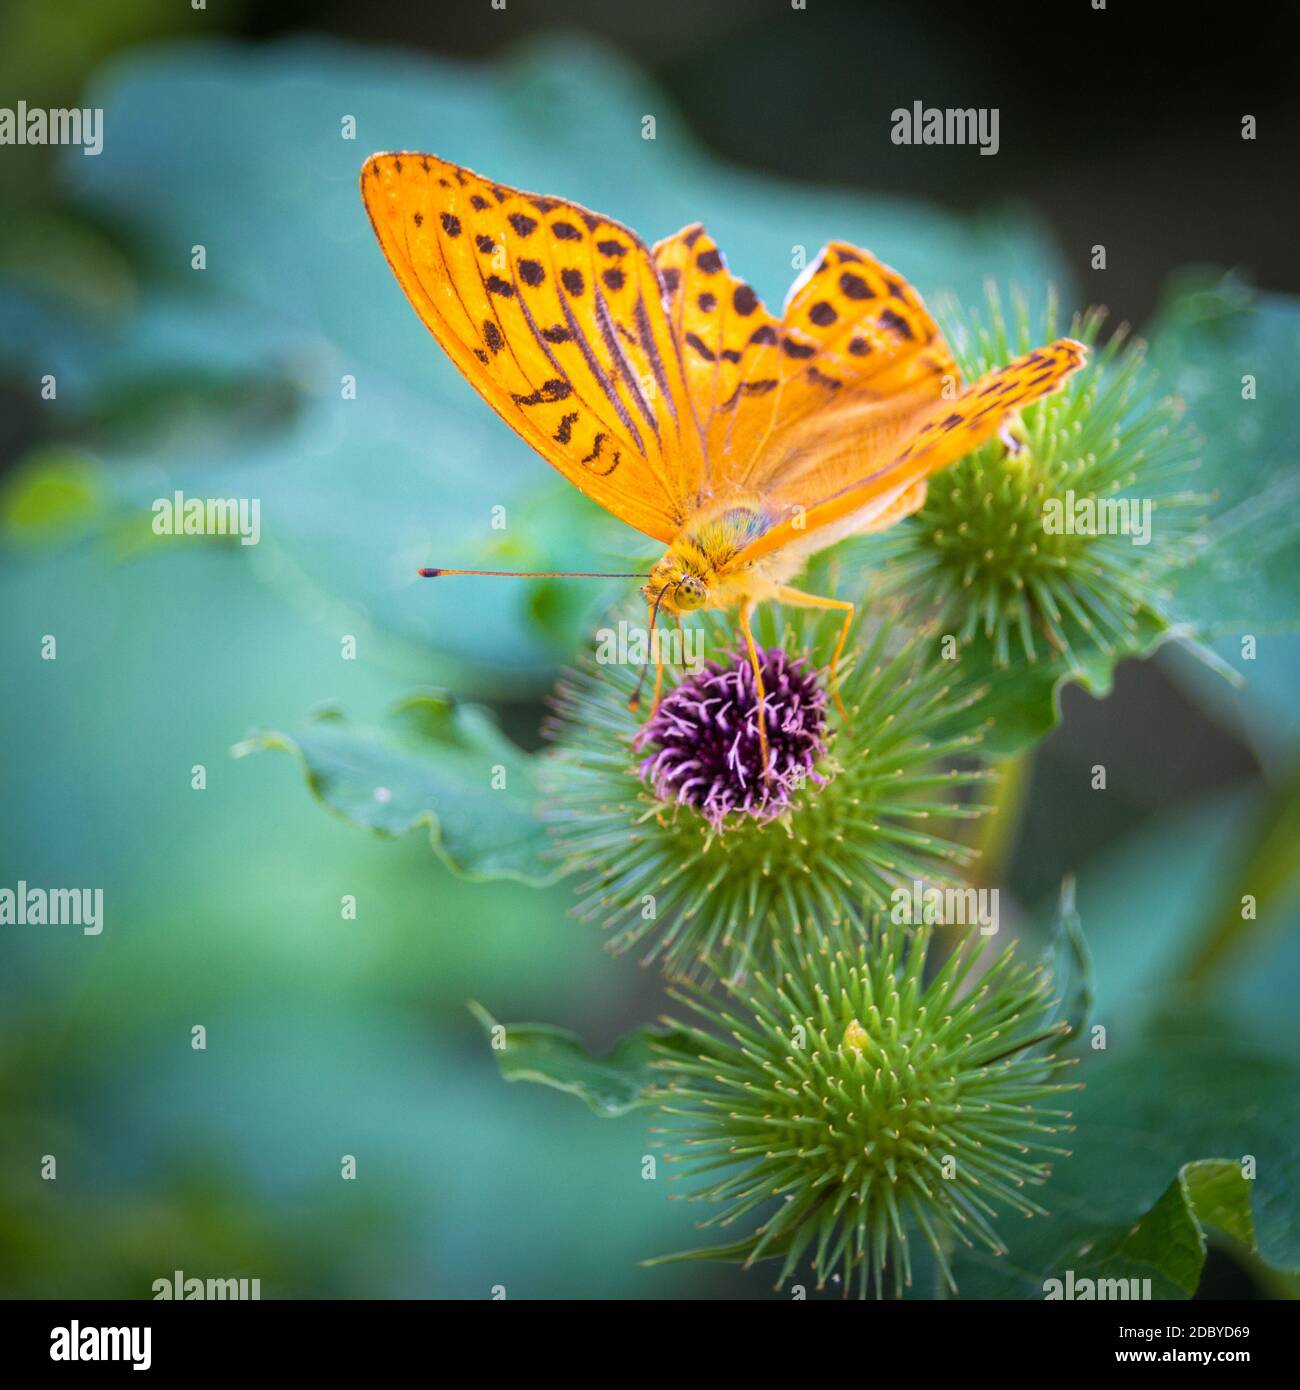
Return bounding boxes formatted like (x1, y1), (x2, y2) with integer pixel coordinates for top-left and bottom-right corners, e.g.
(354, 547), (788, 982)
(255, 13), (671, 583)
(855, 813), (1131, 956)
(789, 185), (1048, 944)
(649, 916), (1079, 1298)
(875, 287), (1204, 666)
(541, 605), (991, 980)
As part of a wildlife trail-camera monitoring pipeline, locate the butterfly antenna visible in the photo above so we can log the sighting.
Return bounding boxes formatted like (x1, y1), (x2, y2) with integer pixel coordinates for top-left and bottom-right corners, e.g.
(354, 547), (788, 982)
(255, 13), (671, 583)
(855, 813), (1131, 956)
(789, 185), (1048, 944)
(419, 567), (650, 579)
(628, 585), (670, 713)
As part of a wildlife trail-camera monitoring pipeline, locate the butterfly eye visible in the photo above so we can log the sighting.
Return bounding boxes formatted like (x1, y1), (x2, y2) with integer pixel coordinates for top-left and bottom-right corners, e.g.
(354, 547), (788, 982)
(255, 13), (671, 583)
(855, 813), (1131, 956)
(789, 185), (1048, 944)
(675, 575), (708, 611)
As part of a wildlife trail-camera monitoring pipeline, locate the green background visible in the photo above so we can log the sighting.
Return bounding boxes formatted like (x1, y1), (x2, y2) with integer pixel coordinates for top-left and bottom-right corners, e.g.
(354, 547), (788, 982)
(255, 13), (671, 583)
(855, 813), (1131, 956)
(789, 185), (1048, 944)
(2, 0), (1298, 1298)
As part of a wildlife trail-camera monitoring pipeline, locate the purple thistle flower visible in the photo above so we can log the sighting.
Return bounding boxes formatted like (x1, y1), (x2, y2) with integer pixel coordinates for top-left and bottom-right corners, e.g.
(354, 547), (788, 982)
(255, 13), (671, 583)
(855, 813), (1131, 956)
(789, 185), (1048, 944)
(633, 646), (829, 830)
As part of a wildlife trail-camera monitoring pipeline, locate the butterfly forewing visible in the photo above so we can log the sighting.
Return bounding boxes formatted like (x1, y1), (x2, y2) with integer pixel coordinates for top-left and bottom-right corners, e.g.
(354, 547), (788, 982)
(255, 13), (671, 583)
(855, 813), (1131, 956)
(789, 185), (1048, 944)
(651, 225), (785, 488)
(361, 152), (703, 542)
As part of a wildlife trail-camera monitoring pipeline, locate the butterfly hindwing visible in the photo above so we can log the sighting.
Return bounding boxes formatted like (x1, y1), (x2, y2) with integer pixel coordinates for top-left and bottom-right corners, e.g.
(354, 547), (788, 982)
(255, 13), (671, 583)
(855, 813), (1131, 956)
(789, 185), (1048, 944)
(780, 244), (958, 393)
(650, 234), (960, 497)
(731, 338), (1088, 567)
(361, 152), (704, 541)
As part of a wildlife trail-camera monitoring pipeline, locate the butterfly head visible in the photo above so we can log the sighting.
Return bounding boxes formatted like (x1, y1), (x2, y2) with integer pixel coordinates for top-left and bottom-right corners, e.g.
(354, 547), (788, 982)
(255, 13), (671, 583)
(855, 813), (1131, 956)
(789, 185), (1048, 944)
(645, 551), (713, 617)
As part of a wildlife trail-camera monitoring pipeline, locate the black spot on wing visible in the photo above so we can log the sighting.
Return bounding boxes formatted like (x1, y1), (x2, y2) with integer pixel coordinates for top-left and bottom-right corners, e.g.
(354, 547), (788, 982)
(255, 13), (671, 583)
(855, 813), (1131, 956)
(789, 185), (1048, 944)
(580, 431), (620, 476)
(511, 378), (572, 406)
(732, 284), (758, 316)
(879, 308), (914, 340)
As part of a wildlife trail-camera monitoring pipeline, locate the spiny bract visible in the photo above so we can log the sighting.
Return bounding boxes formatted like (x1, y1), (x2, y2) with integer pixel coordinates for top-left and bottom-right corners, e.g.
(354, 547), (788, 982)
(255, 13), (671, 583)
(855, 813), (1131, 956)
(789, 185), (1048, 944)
(541, 605), (991, 980)
(876, 286), (1203, 667)
(651, 917), (1079, 1298)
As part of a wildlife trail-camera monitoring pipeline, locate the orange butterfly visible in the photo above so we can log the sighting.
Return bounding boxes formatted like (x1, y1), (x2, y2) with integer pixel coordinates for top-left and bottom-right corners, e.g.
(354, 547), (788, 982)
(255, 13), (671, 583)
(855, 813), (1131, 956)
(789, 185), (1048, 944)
(361, 152), (1085, 767)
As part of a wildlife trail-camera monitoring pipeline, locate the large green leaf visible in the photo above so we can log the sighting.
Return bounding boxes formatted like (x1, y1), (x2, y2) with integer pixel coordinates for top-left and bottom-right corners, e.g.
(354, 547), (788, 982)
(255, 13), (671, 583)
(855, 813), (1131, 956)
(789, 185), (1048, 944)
(1048, 1160), (1254, 1298)
(468, 1004), (693, 1118)
(952, 1037), (1300, 1297)
(232, 691), (555, 884)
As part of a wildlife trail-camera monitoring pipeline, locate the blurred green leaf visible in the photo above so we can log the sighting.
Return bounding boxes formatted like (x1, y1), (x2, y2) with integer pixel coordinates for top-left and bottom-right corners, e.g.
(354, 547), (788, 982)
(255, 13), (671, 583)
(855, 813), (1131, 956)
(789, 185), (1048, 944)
(234, 690), (556, 884)
(1178, 764), (1300, 989)
(468, 1003), (692, 1118)
(1049, 775), (1300, 1058)
(1150, 273), (1300, 637)
(1, 447), (107, 541)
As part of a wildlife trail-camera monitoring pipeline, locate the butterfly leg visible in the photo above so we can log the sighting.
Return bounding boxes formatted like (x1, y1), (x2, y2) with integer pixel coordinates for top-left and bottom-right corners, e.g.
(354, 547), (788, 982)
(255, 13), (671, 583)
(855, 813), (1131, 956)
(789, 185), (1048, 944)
(773, 587), (855, 722)
(628, 597), (665, 715)
(738, 601), (771, 779)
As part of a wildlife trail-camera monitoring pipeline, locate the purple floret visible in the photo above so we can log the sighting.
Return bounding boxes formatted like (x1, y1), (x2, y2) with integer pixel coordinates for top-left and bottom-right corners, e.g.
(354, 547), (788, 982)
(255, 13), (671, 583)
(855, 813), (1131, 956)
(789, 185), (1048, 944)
(634, 646), (829, 829)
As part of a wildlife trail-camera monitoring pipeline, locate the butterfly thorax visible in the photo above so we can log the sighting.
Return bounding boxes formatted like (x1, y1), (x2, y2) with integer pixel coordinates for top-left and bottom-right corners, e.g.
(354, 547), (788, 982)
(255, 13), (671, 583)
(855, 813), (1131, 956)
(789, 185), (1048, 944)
(645, 501), (787, 616)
